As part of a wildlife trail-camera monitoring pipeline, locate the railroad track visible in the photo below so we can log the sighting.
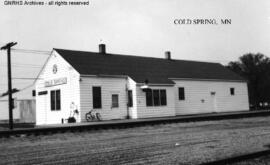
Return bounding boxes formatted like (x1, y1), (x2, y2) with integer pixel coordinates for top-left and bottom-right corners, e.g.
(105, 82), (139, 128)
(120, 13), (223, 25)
(201, 149), (270, 165)
(0, 110), (270, 138)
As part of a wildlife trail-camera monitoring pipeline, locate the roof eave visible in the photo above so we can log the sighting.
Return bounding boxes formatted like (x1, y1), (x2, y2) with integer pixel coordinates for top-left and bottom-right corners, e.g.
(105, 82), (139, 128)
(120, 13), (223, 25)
(80, 74), (128, 79)
(169, 77), (247, 82)
(136, 83), (175, 86)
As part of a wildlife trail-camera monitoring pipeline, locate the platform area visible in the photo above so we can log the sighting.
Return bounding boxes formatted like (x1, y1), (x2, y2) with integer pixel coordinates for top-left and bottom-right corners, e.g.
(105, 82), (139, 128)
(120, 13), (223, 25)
(36, 110), (267, 128)
(0, 110), (269, 136)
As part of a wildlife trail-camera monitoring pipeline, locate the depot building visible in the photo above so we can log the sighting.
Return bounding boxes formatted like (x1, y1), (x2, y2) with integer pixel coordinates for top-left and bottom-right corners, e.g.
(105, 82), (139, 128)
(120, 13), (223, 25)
(35, 44), (249, 125)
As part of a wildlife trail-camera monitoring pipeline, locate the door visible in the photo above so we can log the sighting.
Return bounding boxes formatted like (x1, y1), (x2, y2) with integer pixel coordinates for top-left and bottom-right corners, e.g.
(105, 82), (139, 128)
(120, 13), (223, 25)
(36, 94), (47, 125)
(111, 93), (120, 118)
(127, 90), (133, 119)
(210, 92), (217, 112)
(47, 90), (62, 124)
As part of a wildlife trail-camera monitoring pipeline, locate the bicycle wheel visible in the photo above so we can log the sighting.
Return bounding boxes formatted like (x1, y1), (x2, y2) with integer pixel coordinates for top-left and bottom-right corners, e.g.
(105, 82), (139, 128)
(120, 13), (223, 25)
(85, 112), (92, 122)
(96, 113), (102, 121)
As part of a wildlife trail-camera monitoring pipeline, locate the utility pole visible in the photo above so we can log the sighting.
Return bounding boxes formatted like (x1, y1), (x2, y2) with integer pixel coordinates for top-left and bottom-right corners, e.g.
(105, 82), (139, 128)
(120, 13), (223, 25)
(1, 42), (17, 130)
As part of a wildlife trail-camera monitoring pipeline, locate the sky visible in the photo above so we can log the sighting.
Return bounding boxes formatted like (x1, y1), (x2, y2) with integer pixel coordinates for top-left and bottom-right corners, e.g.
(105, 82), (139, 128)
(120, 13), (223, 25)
(0, 0), (270, 97)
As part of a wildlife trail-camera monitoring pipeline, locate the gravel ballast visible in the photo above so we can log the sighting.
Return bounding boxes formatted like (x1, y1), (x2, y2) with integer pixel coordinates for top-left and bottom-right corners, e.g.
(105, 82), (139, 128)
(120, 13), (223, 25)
(1, 116), (270, 164)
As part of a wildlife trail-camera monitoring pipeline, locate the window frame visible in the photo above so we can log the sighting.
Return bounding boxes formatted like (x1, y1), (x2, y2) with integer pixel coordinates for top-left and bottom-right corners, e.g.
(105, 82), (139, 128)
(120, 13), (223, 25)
(93, 86), (102, 109)
(111, 94), (119, 108)
(56, 90), (61, 110)
(160, 90), (167, 106)
(32, 90), (36, 97)
(178, 87), (185, 100)
(230, 88), (235, 96)
(50, 89), (61, 111)
(146, 89), (153, 106)
(146, 89), (167, 107)
(153, 90), (160, 106)
(128, 90), (133, 107)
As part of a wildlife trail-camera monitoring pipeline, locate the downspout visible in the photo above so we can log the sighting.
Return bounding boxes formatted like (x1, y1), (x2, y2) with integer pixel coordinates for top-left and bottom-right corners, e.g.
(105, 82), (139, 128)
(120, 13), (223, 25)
(125, 82), (130, 119)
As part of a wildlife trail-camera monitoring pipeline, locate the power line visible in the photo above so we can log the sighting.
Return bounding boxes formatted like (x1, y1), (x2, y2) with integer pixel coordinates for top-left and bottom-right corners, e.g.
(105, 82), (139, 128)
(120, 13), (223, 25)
(33, 51), (52, 83)
(18, 84), (35, 93)
(12, 77), (42, 80)
(3, 63), (42, 66)
(11, 48), (51, 55)
(0, 65), (42, 69)
(1, 49), (52, 95)
(11, 48), (51, 53)
(0, 82), (32, 85)
(15, 51), (52, 93)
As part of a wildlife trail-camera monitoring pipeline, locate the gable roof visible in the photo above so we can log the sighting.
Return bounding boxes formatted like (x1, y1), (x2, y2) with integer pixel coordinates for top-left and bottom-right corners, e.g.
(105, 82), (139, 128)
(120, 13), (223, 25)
(54, 48), (245, 84)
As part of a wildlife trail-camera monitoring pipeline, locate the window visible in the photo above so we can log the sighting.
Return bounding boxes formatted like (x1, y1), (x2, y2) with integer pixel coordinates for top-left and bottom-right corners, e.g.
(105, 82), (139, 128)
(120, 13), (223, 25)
(128, 90), (133, 107)
(230, 88), (235, 95)
(178, 87), (185, 100)
(51, 91), (55, 110)
(56, 90), (61, 110)
(51, 90), (61, 111)
(160, 90), (167, 105)
(146, 89), (153, 106)
(112, 94), (119, 108)
(32, 90), (36, 97)
(146, 89), (167, 106)
(153, 90), (160, 106)
(93, 87), (102, 108)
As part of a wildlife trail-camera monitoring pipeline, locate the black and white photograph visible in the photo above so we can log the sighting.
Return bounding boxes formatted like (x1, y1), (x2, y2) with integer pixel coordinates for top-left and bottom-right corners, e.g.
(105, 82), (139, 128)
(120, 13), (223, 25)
(0, 0), (270, 164)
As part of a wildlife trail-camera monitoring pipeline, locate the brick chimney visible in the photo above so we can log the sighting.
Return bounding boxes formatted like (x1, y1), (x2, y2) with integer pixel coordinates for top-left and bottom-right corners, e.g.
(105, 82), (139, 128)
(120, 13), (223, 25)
(165, 51), (171, 60)
(99, 44), (106, 54)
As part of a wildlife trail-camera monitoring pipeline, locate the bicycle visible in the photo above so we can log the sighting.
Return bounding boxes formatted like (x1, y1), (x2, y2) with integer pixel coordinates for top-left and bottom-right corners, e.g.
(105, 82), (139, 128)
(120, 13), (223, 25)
(85, 109), (102, 122)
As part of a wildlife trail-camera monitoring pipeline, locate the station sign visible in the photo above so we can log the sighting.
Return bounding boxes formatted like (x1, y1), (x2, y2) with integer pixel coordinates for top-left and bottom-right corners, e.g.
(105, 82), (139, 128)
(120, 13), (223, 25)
(44, 77), (67, 87)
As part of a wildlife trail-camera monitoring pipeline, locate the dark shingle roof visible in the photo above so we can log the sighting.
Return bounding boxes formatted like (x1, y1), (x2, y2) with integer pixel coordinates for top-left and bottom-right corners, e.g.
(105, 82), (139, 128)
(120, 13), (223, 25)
(54, 49), (245, 84)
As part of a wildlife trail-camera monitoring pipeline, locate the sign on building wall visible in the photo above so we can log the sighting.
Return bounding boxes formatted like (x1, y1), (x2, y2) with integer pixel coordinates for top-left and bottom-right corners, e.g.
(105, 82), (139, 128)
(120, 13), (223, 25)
(44, 77), (67, 87)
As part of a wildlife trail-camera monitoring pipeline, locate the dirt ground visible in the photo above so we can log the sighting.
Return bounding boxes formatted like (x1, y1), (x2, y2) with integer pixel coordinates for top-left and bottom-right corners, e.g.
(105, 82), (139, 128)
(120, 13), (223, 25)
(1, 117), (270, 165)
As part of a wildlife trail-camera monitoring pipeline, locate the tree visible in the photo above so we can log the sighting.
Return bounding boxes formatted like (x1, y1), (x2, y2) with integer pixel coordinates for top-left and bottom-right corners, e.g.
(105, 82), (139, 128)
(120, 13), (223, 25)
(226, 53), (270, 109)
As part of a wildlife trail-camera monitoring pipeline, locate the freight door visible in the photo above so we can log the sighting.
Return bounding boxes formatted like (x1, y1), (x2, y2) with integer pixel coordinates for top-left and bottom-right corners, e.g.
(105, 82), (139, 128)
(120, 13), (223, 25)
(36, 91), (48, 125)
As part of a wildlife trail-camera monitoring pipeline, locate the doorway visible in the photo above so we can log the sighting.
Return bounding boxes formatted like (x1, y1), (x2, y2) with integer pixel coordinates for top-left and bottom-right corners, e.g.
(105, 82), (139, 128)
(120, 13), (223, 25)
(210, 91), (217, 112)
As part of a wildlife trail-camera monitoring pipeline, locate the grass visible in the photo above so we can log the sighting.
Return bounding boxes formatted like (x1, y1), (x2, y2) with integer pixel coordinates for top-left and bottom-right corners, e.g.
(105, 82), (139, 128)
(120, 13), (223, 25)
(1, 117), (270, 164)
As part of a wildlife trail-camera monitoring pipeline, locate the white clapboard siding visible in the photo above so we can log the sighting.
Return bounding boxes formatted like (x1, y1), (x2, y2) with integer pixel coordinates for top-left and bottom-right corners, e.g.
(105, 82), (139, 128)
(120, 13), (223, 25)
(127, 77), (138, 119)
(35, 51), (80, 125)
(35, 87), (47, 125)
(173, 80), (249, 115)
(136, 86), (176, 118)
(80, 77), (128, 121)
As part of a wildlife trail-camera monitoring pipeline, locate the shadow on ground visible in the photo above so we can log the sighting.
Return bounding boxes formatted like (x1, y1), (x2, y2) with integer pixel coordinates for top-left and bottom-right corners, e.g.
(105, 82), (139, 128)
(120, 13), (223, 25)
(0, 123), (35, 130)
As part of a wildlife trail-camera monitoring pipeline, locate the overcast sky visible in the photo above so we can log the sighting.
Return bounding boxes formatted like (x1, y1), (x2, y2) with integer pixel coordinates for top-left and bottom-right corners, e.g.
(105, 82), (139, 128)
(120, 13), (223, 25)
(0, 0), (270, 96)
